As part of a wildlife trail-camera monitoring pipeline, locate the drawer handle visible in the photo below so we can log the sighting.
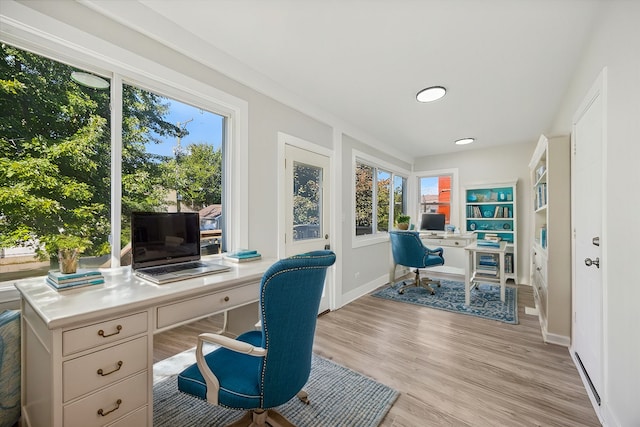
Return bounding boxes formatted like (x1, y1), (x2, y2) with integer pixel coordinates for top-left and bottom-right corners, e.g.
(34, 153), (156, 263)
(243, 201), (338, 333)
(224, 296), (230, 302)
(98, 325), (122, 338)
(97, 360), (123, 376)
(97, 399), (122, 417)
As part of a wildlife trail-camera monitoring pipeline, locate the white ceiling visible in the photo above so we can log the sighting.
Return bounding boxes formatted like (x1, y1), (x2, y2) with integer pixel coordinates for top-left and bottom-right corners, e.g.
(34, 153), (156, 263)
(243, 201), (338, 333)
(84, 0), (604, 158)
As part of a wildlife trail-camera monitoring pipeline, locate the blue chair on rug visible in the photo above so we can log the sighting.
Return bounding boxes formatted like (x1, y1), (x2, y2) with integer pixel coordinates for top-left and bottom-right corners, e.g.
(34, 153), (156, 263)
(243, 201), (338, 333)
(0, 309), (21, 427)
(178, 250), (336, 427)
(389, 230), (444, 295)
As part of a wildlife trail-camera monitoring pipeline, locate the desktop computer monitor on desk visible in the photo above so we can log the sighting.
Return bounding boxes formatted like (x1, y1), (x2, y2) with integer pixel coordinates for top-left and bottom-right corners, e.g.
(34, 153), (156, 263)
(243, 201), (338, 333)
(420, 213), (446, 235)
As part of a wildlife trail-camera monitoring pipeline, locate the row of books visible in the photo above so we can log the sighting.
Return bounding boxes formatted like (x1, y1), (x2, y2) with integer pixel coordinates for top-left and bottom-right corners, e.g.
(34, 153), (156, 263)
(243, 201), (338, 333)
(223, 249), (262, 263)
(467, 205), (512, 219)
(535, 183), (548, 210)
(46, 269), (104, 291)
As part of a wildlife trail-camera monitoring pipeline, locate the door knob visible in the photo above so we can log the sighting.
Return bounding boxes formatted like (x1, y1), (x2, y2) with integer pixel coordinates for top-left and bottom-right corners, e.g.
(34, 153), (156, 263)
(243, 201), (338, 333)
(584, 257), (600, 268)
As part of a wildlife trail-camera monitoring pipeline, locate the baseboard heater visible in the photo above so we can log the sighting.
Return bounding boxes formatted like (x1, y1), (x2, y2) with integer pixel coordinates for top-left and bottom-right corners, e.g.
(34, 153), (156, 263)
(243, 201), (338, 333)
(575, 351), (601, 406)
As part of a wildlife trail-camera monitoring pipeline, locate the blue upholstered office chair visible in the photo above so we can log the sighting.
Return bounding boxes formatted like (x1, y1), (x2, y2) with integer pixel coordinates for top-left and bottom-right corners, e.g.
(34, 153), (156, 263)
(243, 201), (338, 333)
(0, 310), (21, 427)
(178, 250), (336, 427)
(389, 230), (444, 295)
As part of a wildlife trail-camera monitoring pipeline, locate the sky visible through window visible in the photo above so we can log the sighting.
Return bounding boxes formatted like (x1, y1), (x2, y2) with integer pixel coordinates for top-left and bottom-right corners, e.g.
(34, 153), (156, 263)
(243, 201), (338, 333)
(147, 100), (223, 157)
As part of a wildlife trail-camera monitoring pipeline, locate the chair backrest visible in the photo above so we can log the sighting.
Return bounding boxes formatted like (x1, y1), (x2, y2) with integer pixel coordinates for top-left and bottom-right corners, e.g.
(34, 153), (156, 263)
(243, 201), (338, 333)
(389, 230), (428, 269)
(258, 250), (335, 408)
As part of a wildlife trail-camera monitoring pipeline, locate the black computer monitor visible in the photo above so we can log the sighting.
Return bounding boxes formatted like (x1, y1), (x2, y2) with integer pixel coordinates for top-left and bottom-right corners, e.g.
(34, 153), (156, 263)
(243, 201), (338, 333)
(420, 213), (446, 231)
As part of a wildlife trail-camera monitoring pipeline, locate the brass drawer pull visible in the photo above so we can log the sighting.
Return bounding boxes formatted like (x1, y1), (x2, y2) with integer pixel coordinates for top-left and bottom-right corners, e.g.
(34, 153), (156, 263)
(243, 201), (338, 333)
(97, 399), (122, 417)
(97, 360), (123, 376)
(224, 296), (230, 302)
(98, 325), (122, 338)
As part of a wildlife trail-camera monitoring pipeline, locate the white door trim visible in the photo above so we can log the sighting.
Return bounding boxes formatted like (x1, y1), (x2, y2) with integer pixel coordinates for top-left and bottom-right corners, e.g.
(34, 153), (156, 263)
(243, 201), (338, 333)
(277, 132), (335, 311)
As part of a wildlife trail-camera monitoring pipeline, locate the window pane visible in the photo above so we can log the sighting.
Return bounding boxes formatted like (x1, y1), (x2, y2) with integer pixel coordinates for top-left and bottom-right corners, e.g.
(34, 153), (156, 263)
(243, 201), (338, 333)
(420, 175), (451, 223)
(120, 84), (225, 263)
(393, 175), (407, 223)
(292, 162), (322, 241)
(377, 170), (391, 232)
(1, 44), (111, 281)
(355, 163), (373, 236)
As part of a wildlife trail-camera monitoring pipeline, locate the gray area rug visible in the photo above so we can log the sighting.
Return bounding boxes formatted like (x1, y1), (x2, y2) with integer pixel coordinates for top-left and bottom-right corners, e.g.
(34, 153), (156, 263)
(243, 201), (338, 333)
(373, 279), (518, 324)
(153, 353), (398, 426)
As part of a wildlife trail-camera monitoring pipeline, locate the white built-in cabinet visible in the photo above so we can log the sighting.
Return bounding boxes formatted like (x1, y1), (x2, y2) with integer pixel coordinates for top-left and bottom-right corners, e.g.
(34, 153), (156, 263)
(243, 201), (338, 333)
(464, 181), (518, 282)
(528, 134), (571, 346)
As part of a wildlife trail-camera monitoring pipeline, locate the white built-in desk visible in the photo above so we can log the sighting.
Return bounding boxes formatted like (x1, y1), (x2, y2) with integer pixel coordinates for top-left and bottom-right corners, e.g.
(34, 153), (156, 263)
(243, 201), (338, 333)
(15, 256), (274, 427)
(464, 241), (507, 306)
(419, 232), (476, 276)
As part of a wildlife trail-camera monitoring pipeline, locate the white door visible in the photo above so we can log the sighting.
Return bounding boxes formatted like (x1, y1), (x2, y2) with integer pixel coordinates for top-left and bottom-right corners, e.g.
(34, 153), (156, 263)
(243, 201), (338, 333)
(572, 70), (605, 406)
(284, 143), (331, 313)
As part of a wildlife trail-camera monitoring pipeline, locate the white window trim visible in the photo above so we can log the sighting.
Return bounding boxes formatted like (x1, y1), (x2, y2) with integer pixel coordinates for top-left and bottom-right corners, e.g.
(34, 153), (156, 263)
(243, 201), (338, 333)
(1, 6), (249, 269)
(414, 168), (460, 231)
(352, 150), (411, 248)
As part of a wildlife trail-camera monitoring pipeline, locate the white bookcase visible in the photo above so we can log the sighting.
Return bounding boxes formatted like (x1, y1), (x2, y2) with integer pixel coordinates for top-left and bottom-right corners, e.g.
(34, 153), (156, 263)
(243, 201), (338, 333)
(528, 134), (571, 345)
(463, 180), (518, 282)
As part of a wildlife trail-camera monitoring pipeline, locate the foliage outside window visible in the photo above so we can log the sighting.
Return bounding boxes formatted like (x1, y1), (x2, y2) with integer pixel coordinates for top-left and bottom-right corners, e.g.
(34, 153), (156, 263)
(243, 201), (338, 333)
(0, 44), (224, 282)
(355, 160), (407, 236)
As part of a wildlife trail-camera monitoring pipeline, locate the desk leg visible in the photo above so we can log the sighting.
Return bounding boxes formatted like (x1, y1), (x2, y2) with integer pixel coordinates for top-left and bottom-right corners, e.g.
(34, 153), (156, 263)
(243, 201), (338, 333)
(464, 250), (472, 306)
(499, 251), (506, 303)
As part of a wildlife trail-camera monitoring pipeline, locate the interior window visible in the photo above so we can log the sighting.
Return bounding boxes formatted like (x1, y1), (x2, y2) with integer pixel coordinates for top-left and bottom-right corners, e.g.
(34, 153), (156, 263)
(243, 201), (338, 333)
(0, 43), (111, 281)
(419, 175), (452, 224)
(0, 44), (226, 282)
(355, 159), (407, 236)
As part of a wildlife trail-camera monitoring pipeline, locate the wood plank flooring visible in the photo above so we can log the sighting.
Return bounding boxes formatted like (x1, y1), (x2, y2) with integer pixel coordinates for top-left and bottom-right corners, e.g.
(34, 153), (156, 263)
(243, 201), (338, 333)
(153, 283), (600, 426)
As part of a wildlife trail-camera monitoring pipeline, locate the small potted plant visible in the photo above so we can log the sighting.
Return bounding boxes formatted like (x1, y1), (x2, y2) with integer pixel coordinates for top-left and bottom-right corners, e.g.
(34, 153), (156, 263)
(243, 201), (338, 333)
(45, 234), (92, 274)
(396, 214), (411, 230)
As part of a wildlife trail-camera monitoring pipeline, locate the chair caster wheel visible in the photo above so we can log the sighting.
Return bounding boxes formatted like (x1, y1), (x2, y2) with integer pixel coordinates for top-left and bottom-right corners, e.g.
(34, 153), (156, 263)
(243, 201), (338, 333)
(430, 291), (435, 295)
(398, 290), (404, 295)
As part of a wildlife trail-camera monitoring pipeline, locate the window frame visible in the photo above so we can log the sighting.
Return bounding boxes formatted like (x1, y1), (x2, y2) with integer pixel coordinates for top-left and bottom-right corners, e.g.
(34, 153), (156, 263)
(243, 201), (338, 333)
(415, 168), (460, 232)
(352, 150), (410, 248)
(0, 18), (249, 279)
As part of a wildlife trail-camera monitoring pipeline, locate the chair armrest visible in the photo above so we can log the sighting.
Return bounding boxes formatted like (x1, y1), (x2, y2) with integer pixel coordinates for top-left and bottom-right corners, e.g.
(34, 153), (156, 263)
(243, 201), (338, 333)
(195, 333), (267, 405)
(426, 247), (444, 257)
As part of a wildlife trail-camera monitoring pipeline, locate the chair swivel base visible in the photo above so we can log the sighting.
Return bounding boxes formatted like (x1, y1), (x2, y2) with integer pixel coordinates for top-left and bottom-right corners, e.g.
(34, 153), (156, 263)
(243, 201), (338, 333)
(227, 409), (293, 427)
(226, 391), (309, 427)
(398, 277), (441, 295)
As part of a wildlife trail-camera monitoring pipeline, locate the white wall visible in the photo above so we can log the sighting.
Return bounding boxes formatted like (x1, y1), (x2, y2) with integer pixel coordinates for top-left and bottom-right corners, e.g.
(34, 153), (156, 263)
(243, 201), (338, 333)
(549, 2), (640, 425)
(414, 142), (536, 285)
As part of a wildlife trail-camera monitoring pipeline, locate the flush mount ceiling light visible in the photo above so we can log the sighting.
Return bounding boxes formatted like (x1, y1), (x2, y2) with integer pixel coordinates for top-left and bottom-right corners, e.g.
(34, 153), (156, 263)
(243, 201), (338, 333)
(70, 71), (110, 90)
(416, 86), (446, 103)
(455, 137), (475, 145)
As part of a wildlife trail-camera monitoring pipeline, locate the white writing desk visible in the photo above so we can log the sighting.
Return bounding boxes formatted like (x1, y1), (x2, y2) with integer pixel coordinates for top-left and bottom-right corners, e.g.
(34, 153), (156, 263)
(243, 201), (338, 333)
(463, 241), (507, 305)
(15, 257), (274, 427)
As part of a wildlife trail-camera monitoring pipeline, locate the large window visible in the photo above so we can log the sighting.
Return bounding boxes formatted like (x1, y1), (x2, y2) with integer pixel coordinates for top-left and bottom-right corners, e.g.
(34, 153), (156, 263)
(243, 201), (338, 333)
(419, 173), (453, 225)
(355, 158), (407, 236)
(0, 44), (227, 282)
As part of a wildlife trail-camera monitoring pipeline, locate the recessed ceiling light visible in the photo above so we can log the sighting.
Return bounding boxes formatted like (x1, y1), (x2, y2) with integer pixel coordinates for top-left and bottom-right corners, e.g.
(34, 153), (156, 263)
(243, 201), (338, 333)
(455, 137), (475, 145)
(416, 86), (446, 103)
(70, 71), (110, 90)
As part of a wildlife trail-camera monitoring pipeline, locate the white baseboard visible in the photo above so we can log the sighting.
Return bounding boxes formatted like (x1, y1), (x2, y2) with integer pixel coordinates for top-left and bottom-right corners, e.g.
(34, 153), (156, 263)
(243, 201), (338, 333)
(339, 274), (389, 308)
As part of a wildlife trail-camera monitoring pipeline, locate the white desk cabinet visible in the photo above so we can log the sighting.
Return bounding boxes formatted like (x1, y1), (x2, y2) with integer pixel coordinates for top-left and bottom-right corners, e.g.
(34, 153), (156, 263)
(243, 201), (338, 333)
(420, 233), (476, 276)
(16, 258), (272, 427)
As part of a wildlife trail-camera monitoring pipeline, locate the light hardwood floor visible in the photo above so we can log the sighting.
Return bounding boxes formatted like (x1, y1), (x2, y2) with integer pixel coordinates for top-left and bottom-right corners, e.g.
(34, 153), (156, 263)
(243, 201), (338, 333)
(154, 283), (600, 426)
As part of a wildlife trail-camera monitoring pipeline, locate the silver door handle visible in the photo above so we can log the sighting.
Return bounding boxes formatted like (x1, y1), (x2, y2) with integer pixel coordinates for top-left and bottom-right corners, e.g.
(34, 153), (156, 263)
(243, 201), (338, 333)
(584, 257), (600, 268)
(592, 237), (600, 246)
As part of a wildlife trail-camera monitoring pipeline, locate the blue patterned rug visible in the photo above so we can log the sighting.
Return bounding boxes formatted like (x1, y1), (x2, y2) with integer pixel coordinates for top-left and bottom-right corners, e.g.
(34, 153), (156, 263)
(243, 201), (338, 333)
(372, 279), (518, 324)
(154, 353), (398, 426)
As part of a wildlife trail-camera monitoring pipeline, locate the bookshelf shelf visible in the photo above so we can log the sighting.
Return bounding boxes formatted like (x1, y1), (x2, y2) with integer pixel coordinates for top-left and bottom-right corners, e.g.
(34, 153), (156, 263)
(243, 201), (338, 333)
(464, 181), (518, 282)
(528, 134), (571, 345)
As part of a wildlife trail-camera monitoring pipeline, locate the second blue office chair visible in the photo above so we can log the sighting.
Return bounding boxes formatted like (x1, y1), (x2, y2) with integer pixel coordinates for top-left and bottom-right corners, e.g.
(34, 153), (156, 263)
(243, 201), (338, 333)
(389, 230), (445, 295)
(178, 250), (336, 427)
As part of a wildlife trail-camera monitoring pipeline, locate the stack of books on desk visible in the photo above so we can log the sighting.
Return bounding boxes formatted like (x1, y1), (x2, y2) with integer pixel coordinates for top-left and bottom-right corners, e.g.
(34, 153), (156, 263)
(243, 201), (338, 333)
(477, 254), (499, 277)
(223, 249), (262, 263)
(477, 239), (501, 247)
(46, 269), (105, 291)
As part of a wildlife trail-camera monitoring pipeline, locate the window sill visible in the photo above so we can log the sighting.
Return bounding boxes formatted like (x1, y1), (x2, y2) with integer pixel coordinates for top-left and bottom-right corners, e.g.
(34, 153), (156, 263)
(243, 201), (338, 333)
(352, 233), (389, 249)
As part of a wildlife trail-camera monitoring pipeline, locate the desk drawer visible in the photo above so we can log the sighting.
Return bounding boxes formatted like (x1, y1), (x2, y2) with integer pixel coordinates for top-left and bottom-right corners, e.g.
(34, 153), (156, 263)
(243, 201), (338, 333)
(105, 405), (147, 427)
(63, 336), (148, 402)
(63, 371), (147, 427)
(157, 282), (258, 329)
(63, 312), (148, 356)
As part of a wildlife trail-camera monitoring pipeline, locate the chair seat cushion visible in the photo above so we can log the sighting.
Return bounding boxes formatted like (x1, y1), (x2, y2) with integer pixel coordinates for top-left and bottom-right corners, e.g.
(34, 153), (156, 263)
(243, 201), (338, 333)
(178, 330), (264, 409)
